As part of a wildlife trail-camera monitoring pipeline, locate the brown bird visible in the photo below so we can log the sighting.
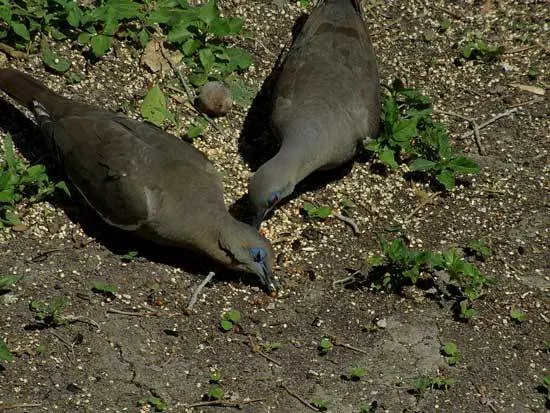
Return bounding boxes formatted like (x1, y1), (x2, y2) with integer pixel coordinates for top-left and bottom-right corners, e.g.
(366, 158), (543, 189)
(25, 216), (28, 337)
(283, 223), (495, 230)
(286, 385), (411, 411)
(0, 69), (278, 292)
(249, 0), (380, 226)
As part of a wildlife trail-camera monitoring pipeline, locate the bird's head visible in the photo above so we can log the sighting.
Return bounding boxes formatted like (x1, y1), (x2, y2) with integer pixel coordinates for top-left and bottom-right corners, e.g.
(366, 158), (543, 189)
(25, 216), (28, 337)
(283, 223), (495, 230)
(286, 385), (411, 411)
(219, 223), (279, 293)
(249, 166), (295, 228)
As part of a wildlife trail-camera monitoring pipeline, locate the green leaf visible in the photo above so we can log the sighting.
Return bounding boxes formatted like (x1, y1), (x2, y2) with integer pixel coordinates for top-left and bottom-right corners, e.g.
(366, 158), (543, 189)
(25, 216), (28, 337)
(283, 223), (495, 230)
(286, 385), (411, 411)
(140, 86), (173, 127)
(218, 47), (252, 71)
(197, 0), (219, 25)
(91, 280), (117, 294)
(167, 23), (193, 43)
(510, 307), (527, 323)
(303, 202), (332, 219)
(41, 47), (71, 73)
(409, 158), (437, 172)
(3, 134), (17, 170)
(207, 386), (224, 400)
(147, 396), (168, 412)
(77, 32), (92, 45)
(378, 148), (397, 169)
(90, 34), (112, 57)
(65, 4), (82, 27)
(0, 339), (13, 362)
(199, 48), (215, 73)
(0, 275), (21, 291)
(446, 156), (479, 174)
(220, 319), (233, 331)
(436, 169), (455, 190)
(392, 117), (418, 143)
(10, 21), (30, 41)
(225, 309), (241, 324)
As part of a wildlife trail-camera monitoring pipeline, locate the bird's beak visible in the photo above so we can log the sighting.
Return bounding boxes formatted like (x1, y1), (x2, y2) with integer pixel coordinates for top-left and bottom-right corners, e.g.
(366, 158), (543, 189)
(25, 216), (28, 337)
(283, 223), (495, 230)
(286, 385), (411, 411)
(252, 208), (271, 230)
(257, 260), (279, 294)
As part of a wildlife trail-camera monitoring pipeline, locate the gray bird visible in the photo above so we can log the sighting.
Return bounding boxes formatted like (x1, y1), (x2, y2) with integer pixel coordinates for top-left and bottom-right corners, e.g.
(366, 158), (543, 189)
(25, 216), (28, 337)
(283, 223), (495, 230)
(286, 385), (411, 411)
(0, 69), (278, 292)
(249, 0), (380, 226)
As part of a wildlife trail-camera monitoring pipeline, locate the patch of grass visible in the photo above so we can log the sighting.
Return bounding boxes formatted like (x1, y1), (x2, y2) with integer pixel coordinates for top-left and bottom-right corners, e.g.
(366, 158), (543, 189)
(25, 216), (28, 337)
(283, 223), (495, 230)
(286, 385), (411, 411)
(410, 376), (455, 396)
(138, 396), (168, 412)
(219, 309), (241, 332)
(460, 32), (505, 62)
(91, 280), (117, 296)
(0, 0), (252, 84)
(363, 238), (493, 320)
(441, 342), (461, 366)
(0, 339), (14, 362)
(466, 239), (492, 261)
(0, 134), (69, 228)
(0, 275), (21, 293)
(311, 399), (329, 411)
(318, 337), (333, 355)
(29, 296), (70, 326)
(510, 307), (527, 323)
(365, 80), (479, 191)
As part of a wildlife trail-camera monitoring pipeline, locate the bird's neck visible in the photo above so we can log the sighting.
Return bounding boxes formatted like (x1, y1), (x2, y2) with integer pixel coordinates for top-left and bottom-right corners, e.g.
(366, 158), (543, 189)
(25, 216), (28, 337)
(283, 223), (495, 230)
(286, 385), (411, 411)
(268, 143), (320, 185)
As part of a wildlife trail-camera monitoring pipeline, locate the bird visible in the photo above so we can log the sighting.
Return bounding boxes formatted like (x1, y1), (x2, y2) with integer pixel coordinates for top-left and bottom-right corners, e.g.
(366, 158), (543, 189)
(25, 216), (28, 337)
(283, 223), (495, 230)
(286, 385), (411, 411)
(0, 69), (278, 293)
(248, 0), (380, 226)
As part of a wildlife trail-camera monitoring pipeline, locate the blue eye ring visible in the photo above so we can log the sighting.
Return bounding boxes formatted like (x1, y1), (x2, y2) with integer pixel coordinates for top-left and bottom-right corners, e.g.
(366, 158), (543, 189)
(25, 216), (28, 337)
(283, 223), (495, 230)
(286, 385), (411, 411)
(250, 247), (266, 262)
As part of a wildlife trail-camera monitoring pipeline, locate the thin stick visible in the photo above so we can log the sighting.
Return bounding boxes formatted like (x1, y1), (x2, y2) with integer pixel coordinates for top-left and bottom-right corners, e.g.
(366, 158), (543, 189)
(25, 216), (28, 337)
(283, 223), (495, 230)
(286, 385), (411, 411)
(460, 108), (519, 140)
(507, 97), (544, 109)
(280, 384), (319, 412)
(0, 403), (42, 410)
(184, 398), (264, 408)
(331, 338), (369, 355)
(184, 271), (215, 315)
(435, 109), (484, 155)
(0, 43), (28, 59)
(332, 211), (360, 234)
(247, 335), (281, 366)
(29, 248), (64, 262)
(430, 4), (463, 19)
(106, 308), (162, 317)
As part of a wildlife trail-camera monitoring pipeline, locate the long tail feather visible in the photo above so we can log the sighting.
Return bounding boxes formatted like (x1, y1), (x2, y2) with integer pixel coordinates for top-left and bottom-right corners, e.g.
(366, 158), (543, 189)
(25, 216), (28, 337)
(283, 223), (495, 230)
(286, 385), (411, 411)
(0, 69), (69, 117)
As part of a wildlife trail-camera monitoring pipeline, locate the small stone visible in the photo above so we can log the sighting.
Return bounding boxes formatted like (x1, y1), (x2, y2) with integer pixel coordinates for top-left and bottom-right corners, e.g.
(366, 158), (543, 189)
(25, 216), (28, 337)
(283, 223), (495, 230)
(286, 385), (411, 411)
(376, 318), (387, 328)
(197, 81), (232, 117)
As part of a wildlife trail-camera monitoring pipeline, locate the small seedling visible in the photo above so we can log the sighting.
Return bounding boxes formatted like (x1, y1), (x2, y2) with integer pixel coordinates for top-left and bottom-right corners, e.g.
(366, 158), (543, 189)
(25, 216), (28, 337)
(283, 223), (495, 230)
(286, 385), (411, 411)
(138, 396), (168, 412)
(365, 80), (478, 191)
(410, 376), (455, 396)
(344, 366), (367, 381)
(528, 66), (539, 80)
(207, 386), (224, 401)
(311, 399), (329, 411)
(261, 341), (281, 353)
(120, 250), (138, 262)
(0, 275), (21, 293)
(466, 239), (492, 260)
(220, 309), (241, 332)
(0, 339), (14, 362)
(541, 376), (550, 403)
(185, 118), (209, 140)
(441, 342), (461, 365)
(460, 33), (505, 62)
(29, 297), (70, 326)
(318, 337), (333, 354)
(303, 202), (332, 220)
(359, 401), (378, 413)
(209, 370), (222, 384)
(91, 280), (117, 296)
(510, 307), (527, 323)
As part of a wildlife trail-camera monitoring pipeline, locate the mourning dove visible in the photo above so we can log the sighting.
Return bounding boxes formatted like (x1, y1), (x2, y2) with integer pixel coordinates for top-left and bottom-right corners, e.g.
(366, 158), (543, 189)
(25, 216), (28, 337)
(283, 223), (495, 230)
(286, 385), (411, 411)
(0, 69), (278, 292)
(249, 0), (380, 225)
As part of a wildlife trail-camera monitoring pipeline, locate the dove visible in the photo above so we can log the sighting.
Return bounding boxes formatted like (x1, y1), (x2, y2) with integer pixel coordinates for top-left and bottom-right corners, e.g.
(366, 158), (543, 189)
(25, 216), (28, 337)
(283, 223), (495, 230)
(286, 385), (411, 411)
(249, 0), (380, 226)
(0, 69), (278, 292)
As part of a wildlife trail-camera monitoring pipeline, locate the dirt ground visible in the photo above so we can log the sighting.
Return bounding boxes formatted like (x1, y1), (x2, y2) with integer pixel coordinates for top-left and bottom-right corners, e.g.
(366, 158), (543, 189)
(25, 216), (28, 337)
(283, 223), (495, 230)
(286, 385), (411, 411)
(1, 0), (549, 412)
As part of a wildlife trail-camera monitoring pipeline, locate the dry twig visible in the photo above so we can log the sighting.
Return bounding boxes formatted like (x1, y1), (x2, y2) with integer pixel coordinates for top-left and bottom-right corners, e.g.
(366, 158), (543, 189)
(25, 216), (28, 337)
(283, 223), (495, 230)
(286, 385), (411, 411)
(246, 335), (281, 366)
(281, 384), (319, 412)
(184, 271), (215, 315)
(0, 403), (42, 411)
(184, 399), (264, 408)
(436, 109), (484, 155)
(0, 43), (28, 59)
(332, 211), (360, 234)
(460, 108), (519, 141)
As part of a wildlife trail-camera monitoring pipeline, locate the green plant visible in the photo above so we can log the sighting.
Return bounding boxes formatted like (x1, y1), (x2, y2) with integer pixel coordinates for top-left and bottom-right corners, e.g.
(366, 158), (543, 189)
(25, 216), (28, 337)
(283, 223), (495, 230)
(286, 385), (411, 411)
(410, 376), (455, 396)
(138, 396), (168, 412)
(261, 341), (281, 353)
(311, 399), (329, 411)
(0, 339), (14, 362)
(318, 337), (333, 354)
(0, 275), (21, 293)
(460, 32), (505, 62)
(303, 202), (332, 220)
(344, 366), (367, 381)
(541, 376), (550, 403)
(510, 307), (527, 323)
(120, 250), (138, 262)
(359, 401), (378, 413)
(219, 309), (241, 332)
(0, 134), (69, 227)
(209, 370), (221, 384)
(365, 80), (479, 190)
(29, 296), (70, 326)
(466, 239), (492, 260)
(140, 85), (174, 127)
(207, 386), (224, 400)
(91, 280), (117, 295)
(441, 342), (460, 365)
(527, 66), (538, 80)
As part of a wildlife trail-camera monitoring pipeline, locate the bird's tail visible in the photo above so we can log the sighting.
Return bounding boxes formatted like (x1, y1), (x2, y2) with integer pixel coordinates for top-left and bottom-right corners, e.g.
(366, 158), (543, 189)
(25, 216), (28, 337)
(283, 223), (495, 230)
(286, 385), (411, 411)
(0, 69), (70, 117)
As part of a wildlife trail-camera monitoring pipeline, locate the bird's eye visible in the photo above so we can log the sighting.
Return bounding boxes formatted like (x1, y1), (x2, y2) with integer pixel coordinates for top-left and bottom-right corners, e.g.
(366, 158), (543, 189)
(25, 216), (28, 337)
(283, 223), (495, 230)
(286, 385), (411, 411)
(249, 247), (266, 262)
(266, 192), (280, 208)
